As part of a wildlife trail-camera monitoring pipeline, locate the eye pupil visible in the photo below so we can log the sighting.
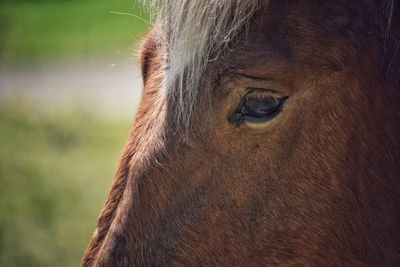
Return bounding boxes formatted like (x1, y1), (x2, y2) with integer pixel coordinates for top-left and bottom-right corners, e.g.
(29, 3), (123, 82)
(229, 89), (288, 125)
(243, 96), (280, 118)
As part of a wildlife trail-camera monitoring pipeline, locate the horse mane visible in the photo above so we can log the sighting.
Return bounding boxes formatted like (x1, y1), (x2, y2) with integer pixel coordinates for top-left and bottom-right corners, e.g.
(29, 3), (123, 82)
(382, 0), (400, 84)
(384, 0), (398, 32)
(143, 0), (267, 127)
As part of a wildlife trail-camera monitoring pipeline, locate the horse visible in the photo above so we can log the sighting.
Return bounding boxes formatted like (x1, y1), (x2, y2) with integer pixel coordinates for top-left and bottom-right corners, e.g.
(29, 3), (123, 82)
(82, 0), (400, 266)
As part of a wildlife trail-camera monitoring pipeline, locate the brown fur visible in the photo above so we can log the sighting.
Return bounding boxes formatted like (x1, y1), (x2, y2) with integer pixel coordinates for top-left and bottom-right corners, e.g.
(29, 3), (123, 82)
(82, 1), (400, 266)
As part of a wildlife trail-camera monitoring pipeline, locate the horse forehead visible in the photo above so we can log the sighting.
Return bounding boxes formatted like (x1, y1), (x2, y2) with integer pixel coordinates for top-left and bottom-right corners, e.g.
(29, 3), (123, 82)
(219, 5), (302, 72)
(224, 0), (370, 71)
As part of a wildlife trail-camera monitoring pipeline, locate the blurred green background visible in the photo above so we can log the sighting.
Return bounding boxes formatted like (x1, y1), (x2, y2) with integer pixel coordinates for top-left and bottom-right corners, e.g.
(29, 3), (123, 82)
(0, 0), (149, 62)
(0, 0), (149, 266)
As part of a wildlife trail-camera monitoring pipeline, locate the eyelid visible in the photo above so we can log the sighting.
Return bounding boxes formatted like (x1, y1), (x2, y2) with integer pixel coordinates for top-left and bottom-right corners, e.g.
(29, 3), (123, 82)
(244, 88), (282, 98)
(222, 73), (290, 96)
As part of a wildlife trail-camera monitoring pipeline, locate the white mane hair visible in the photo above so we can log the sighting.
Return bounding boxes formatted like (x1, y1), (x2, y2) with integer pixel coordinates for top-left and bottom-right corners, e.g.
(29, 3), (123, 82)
(142, 0), (265, 126)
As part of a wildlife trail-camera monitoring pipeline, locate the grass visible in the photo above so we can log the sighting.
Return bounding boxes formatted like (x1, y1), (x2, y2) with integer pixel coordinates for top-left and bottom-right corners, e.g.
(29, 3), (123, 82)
(0, 0), (150, 62)
(0, 104), (132, 266)
(0, 1), (142, 264)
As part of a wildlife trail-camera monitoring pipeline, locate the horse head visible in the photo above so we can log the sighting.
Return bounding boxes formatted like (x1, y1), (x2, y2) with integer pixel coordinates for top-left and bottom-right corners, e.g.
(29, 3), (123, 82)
(83, 1), (400, 265)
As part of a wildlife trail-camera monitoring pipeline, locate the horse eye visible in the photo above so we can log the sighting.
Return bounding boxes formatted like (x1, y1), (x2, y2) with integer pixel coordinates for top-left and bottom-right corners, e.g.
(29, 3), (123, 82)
(228, 89), (288, 125)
